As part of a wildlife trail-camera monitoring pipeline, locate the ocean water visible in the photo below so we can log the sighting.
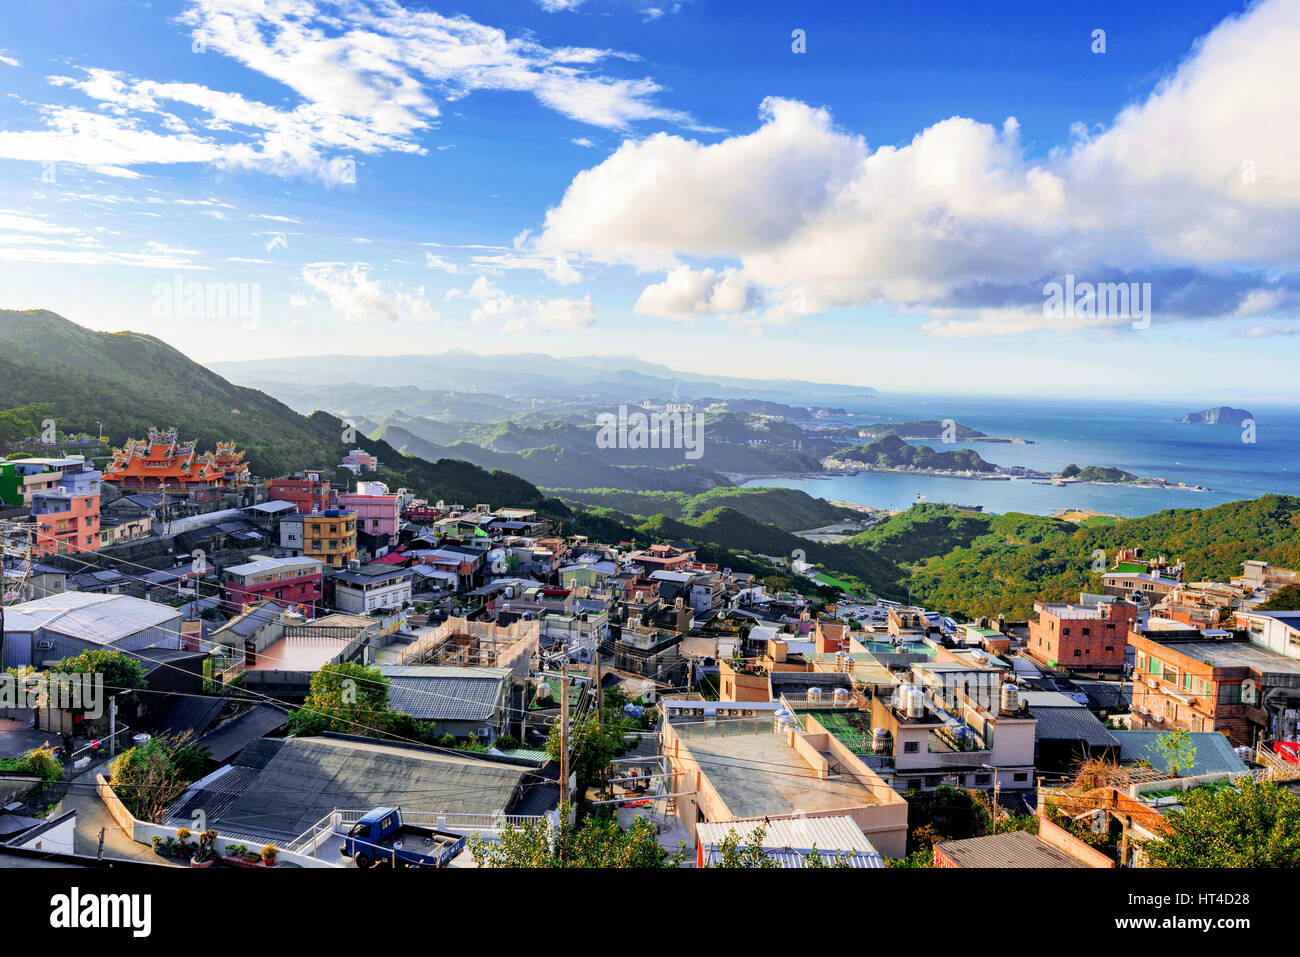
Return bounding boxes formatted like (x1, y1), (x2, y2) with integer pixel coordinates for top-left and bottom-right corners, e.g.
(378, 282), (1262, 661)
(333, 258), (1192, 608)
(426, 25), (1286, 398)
(740, 395), (1300, 518)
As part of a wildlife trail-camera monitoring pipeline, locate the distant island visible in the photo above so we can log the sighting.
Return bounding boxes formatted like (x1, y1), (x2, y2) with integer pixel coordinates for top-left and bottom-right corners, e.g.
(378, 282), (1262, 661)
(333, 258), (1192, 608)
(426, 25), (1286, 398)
(1178, 406), (1253, 426)
(826, 434), (999, 474)
(1051, 463), (1210, 492)
(824, 419), (1033, 444)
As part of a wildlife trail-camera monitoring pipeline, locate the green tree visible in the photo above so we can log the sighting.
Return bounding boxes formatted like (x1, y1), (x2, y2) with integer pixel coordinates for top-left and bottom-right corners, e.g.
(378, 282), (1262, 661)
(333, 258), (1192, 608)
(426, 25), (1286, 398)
(1144, 779), (1300, 867)
(287, 662), (393, 737)
(469, 803), (683, 868)
(108, 736), (202, 822)
(546, 712), (630, 792)
(48, 648), (147, 714)
(1152, 729), (1197, 777)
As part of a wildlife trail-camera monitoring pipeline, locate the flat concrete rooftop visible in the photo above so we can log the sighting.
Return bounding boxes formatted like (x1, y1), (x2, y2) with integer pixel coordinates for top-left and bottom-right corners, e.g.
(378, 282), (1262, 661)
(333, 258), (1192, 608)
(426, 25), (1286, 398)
(1166, 639), (1300, 674)
(683, 732), (882, 818)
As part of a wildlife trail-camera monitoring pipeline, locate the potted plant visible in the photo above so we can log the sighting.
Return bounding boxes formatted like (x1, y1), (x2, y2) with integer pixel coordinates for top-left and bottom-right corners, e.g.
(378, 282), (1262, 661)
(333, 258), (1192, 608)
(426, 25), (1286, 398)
(152, 835), (164, 856)
(191, 830), (217, 868)
(260, 844), (279, 867)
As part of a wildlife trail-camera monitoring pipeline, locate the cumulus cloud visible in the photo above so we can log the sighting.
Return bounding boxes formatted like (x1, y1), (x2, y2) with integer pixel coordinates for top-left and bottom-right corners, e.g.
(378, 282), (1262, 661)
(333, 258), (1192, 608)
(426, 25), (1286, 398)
(634, 265), (763, 318)
(447, 275), (593, 331)
(295, 262), (440, 322)
(534, 0), (1300, 335)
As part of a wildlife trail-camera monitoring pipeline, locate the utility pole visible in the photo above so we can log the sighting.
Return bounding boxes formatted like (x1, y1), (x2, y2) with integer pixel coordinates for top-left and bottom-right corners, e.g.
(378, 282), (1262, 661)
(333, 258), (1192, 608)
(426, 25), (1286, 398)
(559, 662), (570, 808)
(108, 696), (117, 759)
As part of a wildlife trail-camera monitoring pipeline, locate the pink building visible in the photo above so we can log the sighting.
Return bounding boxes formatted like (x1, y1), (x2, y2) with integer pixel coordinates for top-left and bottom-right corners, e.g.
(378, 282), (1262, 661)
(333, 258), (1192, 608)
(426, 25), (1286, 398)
(223, 556), (323, 616)
(336, 485), (401, 542)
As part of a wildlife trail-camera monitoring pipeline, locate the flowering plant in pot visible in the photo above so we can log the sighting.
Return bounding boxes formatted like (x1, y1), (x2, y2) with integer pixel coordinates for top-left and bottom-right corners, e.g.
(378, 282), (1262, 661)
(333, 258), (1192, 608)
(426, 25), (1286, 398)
(191, 830), (217, 868)
(260, 844), (279, 867)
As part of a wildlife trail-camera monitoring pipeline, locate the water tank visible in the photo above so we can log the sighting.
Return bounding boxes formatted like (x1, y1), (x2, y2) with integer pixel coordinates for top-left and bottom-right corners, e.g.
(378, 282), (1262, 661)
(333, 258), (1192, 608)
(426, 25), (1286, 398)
(872, 727), (890, 752)
(833, 687), (851, 707)
(843, 656), (855, 674)
(806, 686), (824, 704)
(906, 688), (925, 719)
(894, 683), (912, 710)
(1000, 681), (1019, 714)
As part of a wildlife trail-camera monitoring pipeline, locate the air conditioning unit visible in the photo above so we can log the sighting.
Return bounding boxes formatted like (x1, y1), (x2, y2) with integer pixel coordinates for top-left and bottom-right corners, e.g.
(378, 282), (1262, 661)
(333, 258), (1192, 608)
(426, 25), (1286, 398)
(35, 639), (55, 651)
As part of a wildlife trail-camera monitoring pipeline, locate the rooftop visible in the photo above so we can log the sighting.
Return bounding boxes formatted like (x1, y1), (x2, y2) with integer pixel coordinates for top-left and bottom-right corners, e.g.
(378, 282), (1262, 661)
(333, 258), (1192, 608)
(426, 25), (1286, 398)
(696, 816), (883, 868)
(935, 830), (1089, 868)
(680, 725), (887, 817)
(1114, 730), (1249, 777)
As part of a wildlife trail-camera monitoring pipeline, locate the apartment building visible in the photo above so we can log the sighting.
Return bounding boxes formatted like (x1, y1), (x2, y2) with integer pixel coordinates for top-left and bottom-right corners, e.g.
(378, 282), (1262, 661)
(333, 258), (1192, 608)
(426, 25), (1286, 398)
(1129, 620), (1300, 745)
(1027, 599), (1138, 672)
(28, 461), (101, 557)
(280, 509), (357, 568)
(223, 556), (324, 615)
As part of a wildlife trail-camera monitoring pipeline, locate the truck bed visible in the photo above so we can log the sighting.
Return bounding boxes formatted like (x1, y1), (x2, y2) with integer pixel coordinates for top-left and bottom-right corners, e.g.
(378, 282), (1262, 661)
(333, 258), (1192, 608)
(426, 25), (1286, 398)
(366, 825), (465, 865)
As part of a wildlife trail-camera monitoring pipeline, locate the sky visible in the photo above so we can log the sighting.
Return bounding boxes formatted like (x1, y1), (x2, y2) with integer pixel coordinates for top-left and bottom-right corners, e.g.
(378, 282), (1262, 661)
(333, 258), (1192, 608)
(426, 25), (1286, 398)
(0, 0), (1298, 400)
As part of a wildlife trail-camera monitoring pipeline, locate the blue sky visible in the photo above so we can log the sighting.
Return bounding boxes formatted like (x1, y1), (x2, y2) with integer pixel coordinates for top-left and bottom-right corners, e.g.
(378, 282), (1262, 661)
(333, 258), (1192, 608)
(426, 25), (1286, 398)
(0, 0), (1297, 400)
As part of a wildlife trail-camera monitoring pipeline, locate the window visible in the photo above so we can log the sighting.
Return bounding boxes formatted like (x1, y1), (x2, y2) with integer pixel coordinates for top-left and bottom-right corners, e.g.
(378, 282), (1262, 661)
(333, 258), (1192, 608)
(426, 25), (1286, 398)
(1218, 684), (1242, 705)
(903, 741), (919, 753)
(1183, 673), (1194, 691)
(1073, 649), (1082, 657)
(1013, 772), (1029, 782)
(974, 774), (991, 785)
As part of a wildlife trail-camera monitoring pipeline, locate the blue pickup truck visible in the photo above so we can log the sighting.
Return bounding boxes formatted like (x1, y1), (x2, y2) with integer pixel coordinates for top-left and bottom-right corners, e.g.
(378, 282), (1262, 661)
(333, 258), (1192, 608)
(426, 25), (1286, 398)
(339, 807), (467, 869)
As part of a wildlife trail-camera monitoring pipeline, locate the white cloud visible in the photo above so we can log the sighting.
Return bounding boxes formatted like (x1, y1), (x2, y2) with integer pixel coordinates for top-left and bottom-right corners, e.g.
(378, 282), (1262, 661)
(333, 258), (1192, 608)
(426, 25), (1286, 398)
(448, 275), (593, 331)
(571, 137), (596, 148)
(0, 0), (703, 182)
(296, 262), (440, 322)
(535, 0), (1300, 335)
(424, 252), (460, 274)
(0, 53), (21, 68)
(635, 265), (761, 318)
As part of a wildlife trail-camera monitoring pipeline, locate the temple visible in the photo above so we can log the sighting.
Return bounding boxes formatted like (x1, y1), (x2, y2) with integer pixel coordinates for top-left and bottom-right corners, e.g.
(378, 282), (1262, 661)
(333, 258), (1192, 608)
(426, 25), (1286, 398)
(102, 427), (251, 488)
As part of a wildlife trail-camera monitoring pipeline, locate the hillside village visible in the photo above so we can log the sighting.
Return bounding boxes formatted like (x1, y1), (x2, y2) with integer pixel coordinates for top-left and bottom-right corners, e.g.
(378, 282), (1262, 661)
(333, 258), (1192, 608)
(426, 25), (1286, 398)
(3, 427), (1300, 869)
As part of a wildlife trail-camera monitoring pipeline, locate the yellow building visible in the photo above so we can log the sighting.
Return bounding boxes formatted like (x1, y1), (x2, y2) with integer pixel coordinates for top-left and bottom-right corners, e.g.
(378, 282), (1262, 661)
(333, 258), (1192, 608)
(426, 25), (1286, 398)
(303, 508), (357, 568)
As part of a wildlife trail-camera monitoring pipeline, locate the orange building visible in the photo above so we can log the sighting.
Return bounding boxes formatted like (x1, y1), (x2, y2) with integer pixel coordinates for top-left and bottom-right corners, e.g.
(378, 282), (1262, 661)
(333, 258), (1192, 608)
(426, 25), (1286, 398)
(102, 428), (250, 488)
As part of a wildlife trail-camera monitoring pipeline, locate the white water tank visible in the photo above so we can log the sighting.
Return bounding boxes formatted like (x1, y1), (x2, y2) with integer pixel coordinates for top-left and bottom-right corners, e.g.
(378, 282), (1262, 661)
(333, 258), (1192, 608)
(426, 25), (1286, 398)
(906, 688), (925, 719)
(806, 686), (824, 704)
(833, 687), (851, 707)
(1000, 681), (1019, 714)
(894, 683), (912, 710)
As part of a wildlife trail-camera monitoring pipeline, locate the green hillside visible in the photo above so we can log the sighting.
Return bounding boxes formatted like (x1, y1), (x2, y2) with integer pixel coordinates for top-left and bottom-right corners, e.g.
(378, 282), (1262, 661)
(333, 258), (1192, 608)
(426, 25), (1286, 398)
(0, 309), (545, 506)
(544, 486), (860, 532)
(829, 433), (996, 472)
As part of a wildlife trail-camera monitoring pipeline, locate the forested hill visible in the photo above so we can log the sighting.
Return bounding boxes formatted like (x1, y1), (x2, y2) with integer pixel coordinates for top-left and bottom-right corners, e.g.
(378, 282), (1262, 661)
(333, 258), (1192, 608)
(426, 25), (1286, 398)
(0, 309), (545, 506)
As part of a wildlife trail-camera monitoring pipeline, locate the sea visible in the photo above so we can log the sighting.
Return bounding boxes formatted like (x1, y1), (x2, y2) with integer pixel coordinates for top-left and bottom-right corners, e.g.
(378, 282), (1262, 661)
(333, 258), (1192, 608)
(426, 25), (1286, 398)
(739, 395), (1300, 518)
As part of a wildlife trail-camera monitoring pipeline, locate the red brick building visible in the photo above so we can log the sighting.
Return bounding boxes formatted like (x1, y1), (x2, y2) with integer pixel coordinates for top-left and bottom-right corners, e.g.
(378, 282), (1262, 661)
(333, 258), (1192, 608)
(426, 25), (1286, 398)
(1028, 600), (1138, 672)
(268, 477), (334, 514)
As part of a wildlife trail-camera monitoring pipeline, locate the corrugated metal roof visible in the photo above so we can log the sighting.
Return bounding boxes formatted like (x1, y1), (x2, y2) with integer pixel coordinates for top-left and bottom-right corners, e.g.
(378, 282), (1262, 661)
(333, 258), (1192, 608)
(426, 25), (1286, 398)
(1114, 730), (1248, 777)
(378, 665), (511, 721)
(1029, 705), (1120, 747)
(935, 830), (1088, 868)
(3, 592), (180, 644)
(697, 816), (883, 867)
